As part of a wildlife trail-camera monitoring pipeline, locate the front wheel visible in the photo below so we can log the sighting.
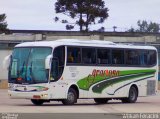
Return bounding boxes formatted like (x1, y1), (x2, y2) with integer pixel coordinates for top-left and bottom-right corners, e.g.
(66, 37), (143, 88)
(62, 88), (77, 105)
(122, 86), (138, 103)
(31, 99), (44, 106)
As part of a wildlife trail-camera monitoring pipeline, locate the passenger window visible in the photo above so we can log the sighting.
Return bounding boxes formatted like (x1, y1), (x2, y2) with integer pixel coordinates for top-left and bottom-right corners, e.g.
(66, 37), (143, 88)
(142, 51), (151, 66)
(148, 51), (156, 65)
(67, 47), (81, 63)
(112, 49), (124, 64)
(82, 48), (96, 64)
(140, 50), (156, 66)
(97, 49), (110, 64)
(126, 50), (140, 65)
(142, 51), (148, 65)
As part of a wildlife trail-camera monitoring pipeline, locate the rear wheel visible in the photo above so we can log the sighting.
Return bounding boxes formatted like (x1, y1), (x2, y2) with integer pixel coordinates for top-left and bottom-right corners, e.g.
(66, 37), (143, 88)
(62, 88), (77, 105)
(122, 86), (138, 103)
(31, 99), (44, 106)
(94, 98), (109, 104)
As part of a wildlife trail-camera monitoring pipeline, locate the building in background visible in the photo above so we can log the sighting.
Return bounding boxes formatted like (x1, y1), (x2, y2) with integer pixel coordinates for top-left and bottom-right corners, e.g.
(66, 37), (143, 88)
(0, 30), (160, 88)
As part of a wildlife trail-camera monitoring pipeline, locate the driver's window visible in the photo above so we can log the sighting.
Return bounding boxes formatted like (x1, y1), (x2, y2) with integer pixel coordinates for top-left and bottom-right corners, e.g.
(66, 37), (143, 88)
(51, 46), (65, 81)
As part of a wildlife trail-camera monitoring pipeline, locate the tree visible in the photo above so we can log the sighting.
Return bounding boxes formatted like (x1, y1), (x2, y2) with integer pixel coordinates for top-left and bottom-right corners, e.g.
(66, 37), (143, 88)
(0, 14), (9, 33)
(127, 27), (135, 33)
(54, 0), (109, 32)
(127, 20), (160, 33)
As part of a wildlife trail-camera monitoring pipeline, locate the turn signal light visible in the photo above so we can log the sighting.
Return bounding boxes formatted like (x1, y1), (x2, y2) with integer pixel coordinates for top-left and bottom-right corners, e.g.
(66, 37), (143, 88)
(61, 77), (64, 80)
(17, 77), (22, 81)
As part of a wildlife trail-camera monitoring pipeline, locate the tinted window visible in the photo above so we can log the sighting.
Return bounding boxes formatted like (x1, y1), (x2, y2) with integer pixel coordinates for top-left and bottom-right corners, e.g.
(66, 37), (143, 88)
(97, 49), (110, 64)
(51, 46), (65, 81)
(112, 49), (124, 64)
(9, 47), (52, 84)
(126, 50), (140, 65)
(125, 49), (156, 66)
(142, 50), (156, 66)
(67, 47), (81, 63)
(148, 51), (156, 65)
(54, 46), (65, 66)
(82, 48), (96, 64)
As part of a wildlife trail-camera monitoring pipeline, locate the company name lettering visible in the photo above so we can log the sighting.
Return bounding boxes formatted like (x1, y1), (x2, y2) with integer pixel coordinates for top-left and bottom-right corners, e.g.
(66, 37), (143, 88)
(90, 69), (120, 77)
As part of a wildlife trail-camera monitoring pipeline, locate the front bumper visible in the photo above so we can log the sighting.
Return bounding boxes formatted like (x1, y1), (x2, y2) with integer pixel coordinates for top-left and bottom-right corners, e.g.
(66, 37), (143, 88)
(8, 90), (50, 100)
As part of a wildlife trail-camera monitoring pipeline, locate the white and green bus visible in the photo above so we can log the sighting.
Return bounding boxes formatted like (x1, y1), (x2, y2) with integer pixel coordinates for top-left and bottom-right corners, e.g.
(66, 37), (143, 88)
(5, 39), (158, 105)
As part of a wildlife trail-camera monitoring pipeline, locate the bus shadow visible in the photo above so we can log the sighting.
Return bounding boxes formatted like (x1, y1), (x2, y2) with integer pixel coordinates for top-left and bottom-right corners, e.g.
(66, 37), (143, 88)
(16, 101), (149, 107)
(17, 103), (97, 107)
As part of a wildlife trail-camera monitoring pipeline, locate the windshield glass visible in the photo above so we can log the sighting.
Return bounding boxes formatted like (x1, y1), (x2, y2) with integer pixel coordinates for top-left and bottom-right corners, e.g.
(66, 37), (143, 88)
(9, 47), (52, 84)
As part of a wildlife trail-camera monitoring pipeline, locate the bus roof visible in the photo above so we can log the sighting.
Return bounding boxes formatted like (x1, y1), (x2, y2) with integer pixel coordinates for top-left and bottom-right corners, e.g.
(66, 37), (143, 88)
(15, 39), (157, 50)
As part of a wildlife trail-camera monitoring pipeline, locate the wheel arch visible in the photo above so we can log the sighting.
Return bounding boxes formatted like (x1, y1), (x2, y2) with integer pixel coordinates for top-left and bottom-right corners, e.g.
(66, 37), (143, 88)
(68, 84), (79, 99)
(130, 84), (139, 97)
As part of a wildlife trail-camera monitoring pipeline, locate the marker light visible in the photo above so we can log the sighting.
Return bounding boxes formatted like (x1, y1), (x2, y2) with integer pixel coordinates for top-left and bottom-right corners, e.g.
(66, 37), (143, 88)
(41, 94), (48, 98)
(17, 77), (22, 81)
(61, 77), (64, 80)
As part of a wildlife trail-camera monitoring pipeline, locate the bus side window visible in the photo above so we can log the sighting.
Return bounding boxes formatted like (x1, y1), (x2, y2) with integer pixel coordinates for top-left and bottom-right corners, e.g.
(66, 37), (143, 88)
(140, 50), (156, 66)
(68, 52), (74, 63)
(112, 49), (124, 64)
(67, 47), (81, 63)
(97, 49), (110, 64)
(142, 51), (148, 65)
(126, 50), (140, 65)
(82, 48), (96, 64)
(126, 50), (132, 65)
(148, 51), (156, 65)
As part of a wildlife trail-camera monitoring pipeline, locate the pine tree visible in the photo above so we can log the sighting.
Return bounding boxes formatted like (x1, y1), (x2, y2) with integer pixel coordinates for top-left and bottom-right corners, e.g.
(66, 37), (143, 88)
(54, 0), (109, 32)
(0, 14), (9, 34)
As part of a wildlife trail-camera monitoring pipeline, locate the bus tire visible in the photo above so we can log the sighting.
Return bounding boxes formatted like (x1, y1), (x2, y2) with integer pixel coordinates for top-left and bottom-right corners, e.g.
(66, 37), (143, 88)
(94, 98), (109, 104)
(122, 86), (138, 103)
(31, 99), (44, 106)
(62, 88), (77, 105)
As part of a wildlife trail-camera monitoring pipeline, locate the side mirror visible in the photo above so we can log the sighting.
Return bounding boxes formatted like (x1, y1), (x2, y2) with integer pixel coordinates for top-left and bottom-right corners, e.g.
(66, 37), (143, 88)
(3, 54), (11, 70)
(45, 55), (52, 69)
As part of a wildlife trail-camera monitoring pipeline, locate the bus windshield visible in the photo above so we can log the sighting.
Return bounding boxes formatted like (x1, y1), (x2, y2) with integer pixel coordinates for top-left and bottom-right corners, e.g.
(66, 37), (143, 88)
(9, 47), (52, 84)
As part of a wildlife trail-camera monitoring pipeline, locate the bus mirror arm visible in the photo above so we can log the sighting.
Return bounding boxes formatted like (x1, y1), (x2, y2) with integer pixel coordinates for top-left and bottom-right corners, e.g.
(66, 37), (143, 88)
(3, 54), (11, 70)
(45, 55), (52, 69)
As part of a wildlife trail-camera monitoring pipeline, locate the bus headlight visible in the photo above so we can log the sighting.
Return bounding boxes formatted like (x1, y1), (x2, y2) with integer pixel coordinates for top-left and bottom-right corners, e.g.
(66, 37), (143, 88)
(44, 94), (48, 97)
(41, 94), (48, 98)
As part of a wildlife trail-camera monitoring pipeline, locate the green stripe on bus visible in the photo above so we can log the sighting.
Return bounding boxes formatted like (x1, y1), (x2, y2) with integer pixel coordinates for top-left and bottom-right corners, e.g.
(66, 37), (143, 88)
(92, 72), (155, 93)
(77, 69), (156, 91)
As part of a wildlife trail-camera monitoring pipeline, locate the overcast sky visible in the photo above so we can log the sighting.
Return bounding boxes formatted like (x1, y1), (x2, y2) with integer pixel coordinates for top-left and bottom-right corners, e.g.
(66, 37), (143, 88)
(0, 0), (160, 31)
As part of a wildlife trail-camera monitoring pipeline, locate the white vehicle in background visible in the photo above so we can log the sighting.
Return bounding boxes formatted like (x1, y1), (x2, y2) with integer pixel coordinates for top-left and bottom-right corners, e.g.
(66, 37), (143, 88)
(4, 39), (158, 105)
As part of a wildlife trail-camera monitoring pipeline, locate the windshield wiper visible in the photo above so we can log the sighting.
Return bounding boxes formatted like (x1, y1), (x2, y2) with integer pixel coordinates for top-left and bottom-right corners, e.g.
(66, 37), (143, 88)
(16, 61), (25, 80)
(28, 61), (36, 84)
(20, 61), (25, 76)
